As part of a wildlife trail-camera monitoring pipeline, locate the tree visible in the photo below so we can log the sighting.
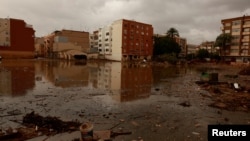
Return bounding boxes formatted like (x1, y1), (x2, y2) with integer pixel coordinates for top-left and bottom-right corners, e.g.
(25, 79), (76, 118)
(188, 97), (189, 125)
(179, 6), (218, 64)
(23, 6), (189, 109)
(153, 36), (181, 56)
(166, 27), (179, 38)
(197, 49), (209, 60)
(214, 33), (233, 58)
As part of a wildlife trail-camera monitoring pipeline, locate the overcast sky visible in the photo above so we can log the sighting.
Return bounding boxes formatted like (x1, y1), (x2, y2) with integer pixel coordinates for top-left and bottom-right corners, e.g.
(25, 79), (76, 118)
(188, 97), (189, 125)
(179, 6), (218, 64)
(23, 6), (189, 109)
(1, 0), (250, 44)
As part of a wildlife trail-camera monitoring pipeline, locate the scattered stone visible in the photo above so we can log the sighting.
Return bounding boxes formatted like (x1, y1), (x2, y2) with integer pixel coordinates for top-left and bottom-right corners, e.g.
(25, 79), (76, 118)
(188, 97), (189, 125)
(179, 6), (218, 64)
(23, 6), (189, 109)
(179, 101), (191, 107)
(192, 132), (200, 135)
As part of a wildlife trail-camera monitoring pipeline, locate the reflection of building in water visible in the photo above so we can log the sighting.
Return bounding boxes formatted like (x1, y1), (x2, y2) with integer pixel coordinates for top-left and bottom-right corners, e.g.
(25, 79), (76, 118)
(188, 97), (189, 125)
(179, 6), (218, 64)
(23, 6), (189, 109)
(119, 63), (152, 102)
(42, 61), (98, 88)
(97, 62), (152, 102)
(97, 62), (113, 89)
(0, 61), (35, 96)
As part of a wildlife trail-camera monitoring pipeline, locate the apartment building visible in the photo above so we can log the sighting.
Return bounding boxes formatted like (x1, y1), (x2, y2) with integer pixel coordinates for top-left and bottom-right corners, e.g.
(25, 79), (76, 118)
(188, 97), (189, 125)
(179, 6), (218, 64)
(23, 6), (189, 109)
(187, 44), (198, 54)
(0, 18), (35, 59)
(174, 36), (187, 57)
(221, 15), (250, 62)
(199, 41), (219, 53)
(97, 26), (112, 59)
(96, 19), (153, 61)
(89, 30), (99, 53)
(43, 29), (89, 60)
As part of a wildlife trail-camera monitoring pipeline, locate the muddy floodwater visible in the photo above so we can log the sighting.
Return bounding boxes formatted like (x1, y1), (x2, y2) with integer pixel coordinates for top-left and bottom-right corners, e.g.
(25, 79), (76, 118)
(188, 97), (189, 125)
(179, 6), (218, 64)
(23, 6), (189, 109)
(0, 59), (250, 141)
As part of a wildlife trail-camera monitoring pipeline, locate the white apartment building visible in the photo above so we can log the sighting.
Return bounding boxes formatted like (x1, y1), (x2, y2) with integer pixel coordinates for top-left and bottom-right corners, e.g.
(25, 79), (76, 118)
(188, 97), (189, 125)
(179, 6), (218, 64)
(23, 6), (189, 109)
(98, 26), (112, 57)
(0, 18), (10, 47)
(93, 19), (153, 61)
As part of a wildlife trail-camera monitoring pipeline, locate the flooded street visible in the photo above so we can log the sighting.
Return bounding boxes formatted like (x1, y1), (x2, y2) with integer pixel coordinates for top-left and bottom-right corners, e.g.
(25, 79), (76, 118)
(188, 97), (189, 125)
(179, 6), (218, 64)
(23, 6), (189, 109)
(0, 59), (250, 141)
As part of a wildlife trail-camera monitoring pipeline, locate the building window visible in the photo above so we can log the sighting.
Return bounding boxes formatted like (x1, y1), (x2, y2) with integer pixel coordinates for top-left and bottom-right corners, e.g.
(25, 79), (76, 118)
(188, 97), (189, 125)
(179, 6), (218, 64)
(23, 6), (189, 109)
(106, 32), (109, 36)
(244, 28), (250, 32)
(130, 36), (134, 40)
(124, 29), (127, 34)
(232, 28), (240, 32)
(232, 20), (241, 26)
(225, 30), (230, 33)
(225, 23), (231, 26)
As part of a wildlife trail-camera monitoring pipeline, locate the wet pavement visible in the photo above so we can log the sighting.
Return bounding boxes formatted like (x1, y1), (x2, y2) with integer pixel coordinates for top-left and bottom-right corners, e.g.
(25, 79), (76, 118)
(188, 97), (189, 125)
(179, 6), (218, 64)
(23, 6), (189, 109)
(0, 59), (250, 141)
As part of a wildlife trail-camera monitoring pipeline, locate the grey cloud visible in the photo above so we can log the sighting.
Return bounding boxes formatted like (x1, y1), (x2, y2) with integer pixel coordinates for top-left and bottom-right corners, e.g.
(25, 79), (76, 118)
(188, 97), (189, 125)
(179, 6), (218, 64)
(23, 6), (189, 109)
(0, 0), (249, 44)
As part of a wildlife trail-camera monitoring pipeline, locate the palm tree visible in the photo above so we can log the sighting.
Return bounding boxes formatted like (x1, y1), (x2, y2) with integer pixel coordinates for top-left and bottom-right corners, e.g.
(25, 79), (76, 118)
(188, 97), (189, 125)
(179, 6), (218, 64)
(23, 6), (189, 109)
(166, 27), (179, 38)
(214, 33), (233, 59)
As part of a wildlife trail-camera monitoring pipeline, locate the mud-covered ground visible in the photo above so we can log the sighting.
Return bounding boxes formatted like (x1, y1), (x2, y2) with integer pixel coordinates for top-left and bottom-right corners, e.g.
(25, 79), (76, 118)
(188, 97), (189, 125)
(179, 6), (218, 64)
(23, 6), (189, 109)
(0, 60), (250, 141)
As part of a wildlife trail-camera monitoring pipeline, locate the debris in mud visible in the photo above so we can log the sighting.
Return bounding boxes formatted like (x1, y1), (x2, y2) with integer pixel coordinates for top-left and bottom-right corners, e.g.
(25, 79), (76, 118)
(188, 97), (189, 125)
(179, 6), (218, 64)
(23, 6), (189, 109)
(238, 66), (250, 75)
(179, 101), (191, 107)
(196, 80), (250, 112)
(0, 111), (81, 141)
(23, 111), (81, 132)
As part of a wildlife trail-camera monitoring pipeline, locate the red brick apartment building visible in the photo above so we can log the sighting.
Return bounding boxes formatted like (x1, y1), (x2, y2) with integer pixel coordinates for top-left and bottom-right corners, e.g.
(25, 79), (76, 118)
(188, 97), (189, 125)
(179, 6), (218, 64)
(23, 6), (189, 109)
(221, 15), (250, 62)
(0, 18), (35, 59)
(102, 19), (153, 61)
(121, 19), (153, 60)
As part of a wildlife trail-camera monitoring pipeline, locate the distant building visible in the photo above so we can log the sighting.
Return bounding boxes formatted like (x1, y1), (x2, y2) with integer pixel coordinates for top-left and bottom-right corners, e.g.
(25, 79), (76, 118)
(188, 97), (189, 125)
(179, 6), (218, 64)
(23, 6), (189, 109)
(94, 19), (154, 61)
(0, 18), (35, 59)
(43, 29), (89, 60)
(89, 30), (99, 53)
(174, 36), (187, 57)
(187, 44), (198, 54)
(34, 37), (45, 57)
(198, 41), (219, 54)
(221, 15), (250, 62)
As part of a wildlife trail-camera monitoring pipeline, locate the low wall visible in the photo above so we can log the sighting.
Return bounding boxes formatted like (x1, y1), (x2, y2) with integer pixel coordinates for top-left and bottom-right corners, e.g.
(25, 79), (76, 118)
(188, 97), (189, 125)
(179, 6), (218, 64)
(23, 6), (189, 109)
(0, 51), (35, 59)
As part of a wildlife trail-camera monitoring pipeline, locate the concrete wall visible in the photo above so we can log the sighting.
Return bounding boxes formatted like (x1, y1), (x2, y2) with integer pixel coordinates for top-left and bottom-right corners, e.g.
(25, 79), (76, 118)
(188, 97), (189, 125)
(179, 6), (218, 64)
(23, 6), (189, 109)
(106, 20), (123, 61)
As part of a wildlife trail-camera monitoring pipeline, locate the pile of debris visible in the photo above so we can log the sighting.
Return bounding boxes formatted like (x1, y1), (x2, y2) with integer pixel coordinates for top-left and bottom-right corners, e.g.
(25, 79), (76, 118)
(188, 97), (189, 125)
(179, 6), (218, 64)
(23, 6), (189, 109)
(0, 111), (81, 141)
(196, 76), (250, 112)
(239, 66), (250, 75)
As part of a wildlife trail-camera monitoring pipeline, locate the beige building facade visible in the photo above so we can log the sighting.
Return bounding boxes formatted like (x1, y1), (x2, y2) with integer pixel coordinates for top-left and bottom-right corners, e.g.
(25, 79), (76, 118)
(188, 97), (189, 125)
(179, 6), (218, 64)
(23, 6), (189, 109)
(221, 15), (250, 62)
(43, 29), (89, 60)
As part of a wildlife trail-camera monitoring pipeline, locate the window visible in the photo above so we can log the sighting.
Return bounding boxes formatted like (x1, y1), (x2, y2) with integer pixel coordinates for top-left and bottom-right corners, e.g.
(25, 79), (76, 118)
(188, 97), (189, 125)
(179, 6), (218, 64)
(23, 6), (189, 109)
(225, 30), (230, 33)
(244, 28), (250, 32)
(225, 23), (231, 26)
(106, 32), (109, 36)
(232, 20), (241, 26)
(232, 28), (240, 32)
(124, 29), (127, 34)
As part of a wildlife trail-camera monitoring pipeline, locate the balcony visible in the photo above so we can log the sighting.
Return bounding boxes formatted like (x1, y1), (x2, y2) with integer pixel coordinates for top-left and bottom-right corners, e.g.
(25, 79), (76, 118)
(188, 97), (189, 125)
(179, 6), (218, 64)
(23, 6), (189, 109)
(243, 24), (250, 28)
(242, 31), (250, 35)
(242, 38), (250, 42)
